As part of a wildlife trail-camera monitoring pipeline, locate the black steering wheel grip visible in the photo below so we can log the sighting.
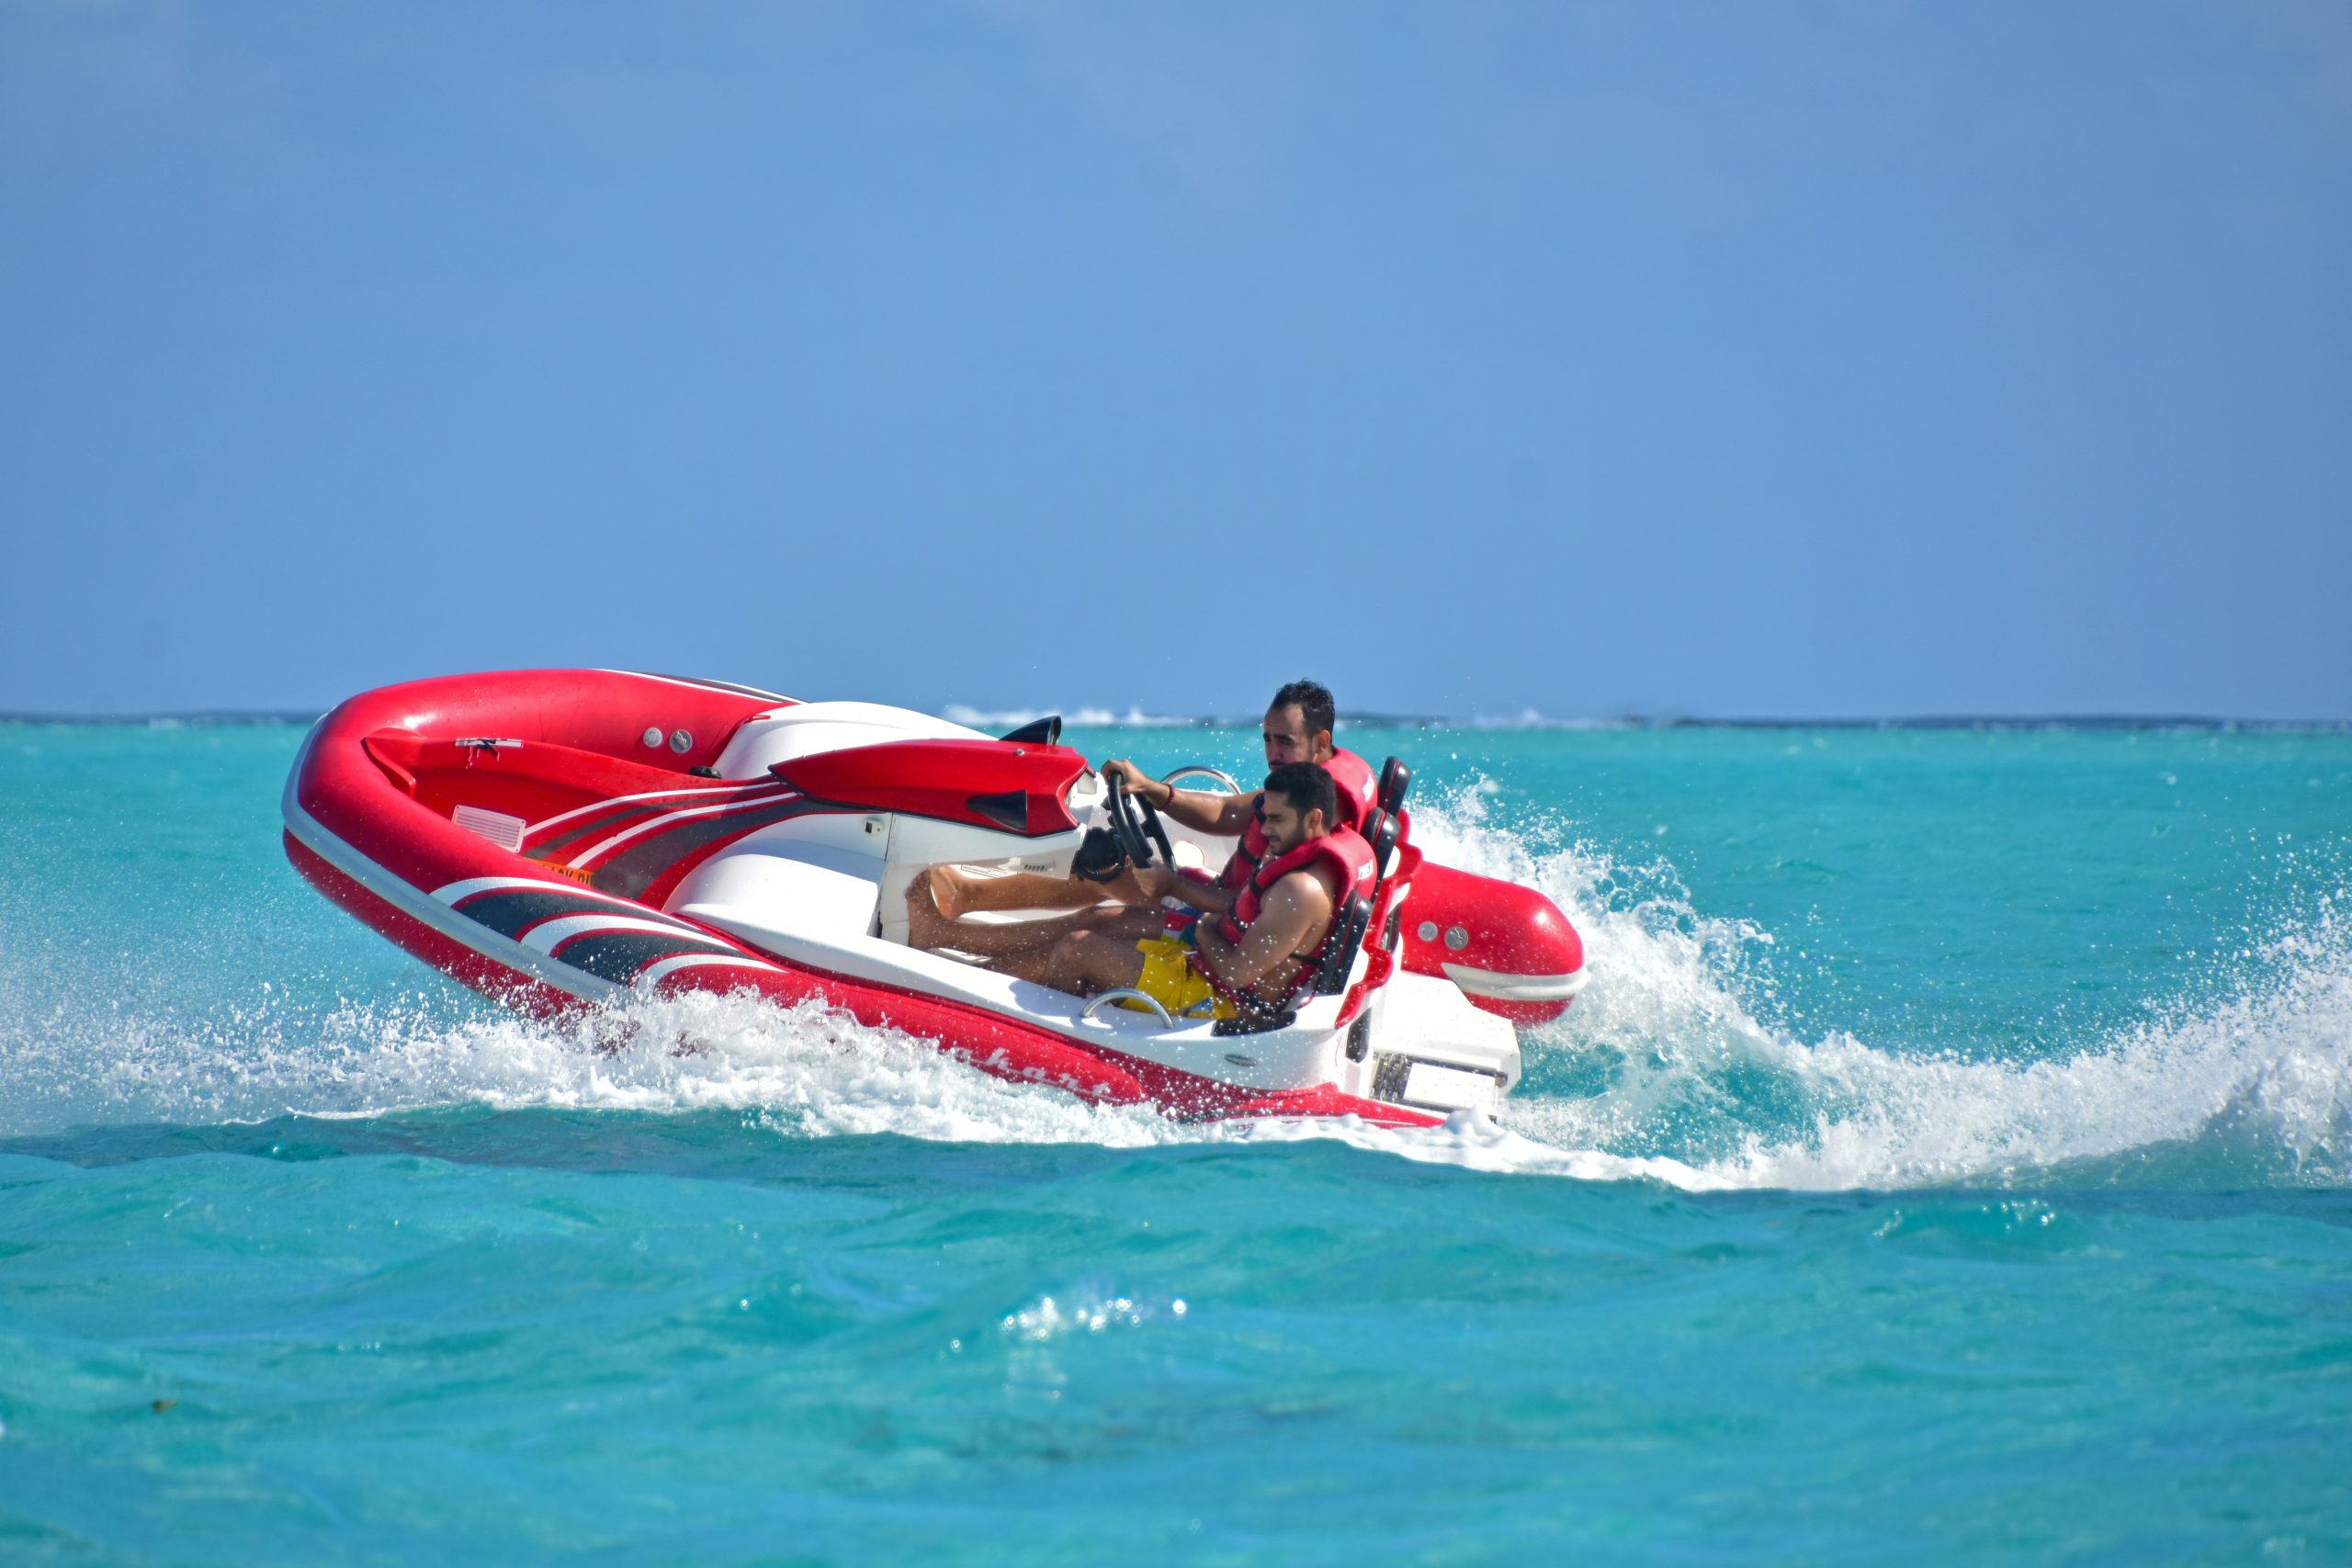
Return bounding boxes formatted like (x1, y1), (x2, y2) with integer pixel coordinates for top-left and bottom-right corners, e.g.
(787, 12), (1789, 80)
(1102, 771), (1175, 872)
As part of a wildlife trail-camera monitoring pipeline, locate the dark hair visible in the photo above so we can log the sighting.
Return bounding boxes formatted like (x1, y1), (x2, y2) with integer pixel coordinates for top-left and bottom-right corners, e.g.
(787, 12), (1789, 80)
(1263, 761), (1339, 828)
(1269, 679), (1336, 741)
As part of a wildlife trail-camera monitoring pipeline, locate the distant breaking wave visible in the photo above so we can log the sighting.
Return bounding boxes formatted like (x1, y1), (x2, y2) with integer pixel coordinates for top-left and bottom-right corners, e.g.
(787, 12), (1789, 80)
(940, 705), (1204, 730)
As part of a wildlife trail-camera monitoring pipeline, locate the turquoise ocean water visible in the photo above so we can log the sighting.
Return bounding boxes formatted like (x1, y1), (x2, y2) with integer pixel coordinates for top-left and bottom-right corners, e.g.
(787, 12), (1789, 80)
(3, 718), (2348, 1562)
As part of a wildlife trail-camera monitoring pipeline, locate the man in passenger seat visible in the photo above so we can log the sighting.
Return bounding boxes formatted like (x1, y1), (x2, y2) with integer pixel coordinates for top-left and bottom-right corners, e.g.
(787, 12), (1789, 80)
(935, 763), (1363, 1020)
(910, 679), (1374, 933)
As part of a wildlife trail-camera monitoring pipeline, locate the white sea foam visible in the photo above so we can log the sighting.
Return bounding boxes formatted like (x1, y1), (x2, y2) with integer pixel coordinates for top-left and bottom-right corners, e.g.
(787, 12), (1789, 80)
(1408, 784), (2352, 1190)
(0, 970), (1719, 1184)
(1464, 708), (1629, 731)
(4, 787), (2343, 1190)
(0, 982), (1173, 1148)
(1692, 917), (2352, 1190)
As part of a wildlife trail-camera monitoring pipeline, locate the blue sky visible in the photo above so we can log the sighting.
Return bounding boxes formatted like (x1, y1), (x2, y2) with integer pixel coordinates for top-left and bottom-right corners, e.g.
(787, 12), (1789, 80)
(4, 2), (2347, 720)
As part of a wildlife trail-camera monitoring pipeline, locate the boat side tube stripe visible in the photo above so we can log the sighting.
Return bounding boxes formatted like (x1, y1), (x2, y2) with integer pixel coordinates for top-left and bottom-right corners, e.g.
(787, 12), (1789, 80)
(521, 913), (737, 956)
(528, 782), (794, 860)
(554, 930), (745, 985)
(525, 778), (788, 840)
(588, 798), (836, 900)
(446, 889), (628, 942)
(282, 819), (616, 1004)
(568, 790), (808, 873)
(526, 804), (681, 861)
(435, 875), (650, 914)
(635, 954), (781, 987)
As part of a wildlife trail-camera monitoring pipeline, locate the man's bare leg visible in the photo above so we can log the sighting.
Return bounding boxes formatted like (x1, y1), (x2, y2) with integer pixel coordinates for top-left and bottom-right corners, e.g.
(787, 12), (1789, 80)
(929, 866), (1091, 919)
(989, 927), (1150, 997)
(908, 870), (1160, 961)
(930, 863), (1144, 919)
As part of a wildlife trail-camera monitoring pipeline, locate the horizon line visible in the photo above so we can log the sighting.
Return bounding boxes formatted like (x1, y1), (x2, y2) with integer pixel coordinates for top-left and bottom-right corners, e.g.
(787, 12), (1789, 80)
(5, 707), (2349, 734)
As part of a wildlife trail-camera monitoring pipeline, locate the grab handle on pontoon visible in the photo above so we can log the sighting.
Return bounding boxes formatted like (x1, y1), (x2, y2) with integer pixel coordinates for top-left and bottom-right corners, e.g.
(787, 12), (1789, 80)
(1159, 766), (1241, 795)
(1082, 989), (1174, 1027)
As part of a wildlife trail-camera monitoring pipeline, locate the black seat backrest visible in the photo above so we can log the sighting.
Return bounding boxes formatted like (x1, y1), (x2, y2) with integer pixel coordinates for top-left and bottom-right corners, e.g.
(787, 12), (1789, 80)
(1315, 891), (1375, 995)
(1362, 807), (1399, 882)
(1312, 777), (1405, 1000)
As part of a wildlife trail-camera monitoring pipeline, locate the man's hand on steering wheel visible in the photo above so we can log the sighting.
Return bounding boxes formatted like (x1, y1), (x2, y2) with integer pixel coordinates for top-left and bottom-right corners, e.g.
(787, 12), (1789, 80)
(1103, 767), (1176, 871)
(1100, 757), (1165, 807)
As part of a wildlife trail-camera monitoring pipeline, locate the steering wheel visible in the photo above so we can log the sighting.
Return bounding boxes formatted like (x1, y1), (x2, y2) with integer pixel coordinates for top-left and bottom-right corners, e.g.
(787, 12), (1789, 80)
(1103, 770), (1175, 872)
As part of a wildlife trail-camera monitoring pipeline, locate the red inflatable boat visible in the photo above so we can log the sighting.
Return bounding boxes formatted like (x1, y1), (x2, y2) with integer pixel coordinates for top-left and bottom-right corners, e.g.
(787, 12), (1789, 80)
(282, 671), (1586, 1125)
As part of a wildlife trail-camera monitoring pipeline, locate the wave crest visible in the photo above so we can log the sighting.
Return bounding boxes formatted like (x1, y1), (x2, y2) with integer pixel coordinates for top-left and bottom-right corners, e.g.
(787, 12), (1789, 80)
(1408, 784), (2352, 1189)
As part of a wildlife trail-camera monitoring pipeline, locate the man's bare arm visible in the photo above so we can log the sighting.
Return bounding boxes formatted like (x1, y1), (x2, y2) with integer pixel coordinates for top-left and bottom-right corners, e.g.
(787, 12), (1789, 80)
(1102, 760), (1259, 836)
(1129, 866), (1240, 917)
(1179, 877), (1241, 917)
(1193, 874), (1333, 993)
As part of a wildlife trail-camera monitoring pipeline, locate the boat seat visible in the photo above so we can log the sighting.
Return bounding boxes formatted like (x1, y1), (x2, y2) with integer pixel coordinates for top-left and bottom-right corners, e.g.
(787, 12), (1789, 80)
(665, 840), (882, 942)
(1366, 759), (1412, 925)
(1377, 756), (1411, 815)
(1314, 891), (1376, 996)
(1362, 807), (1400, 883)
(1331, 762), (1419, 1055)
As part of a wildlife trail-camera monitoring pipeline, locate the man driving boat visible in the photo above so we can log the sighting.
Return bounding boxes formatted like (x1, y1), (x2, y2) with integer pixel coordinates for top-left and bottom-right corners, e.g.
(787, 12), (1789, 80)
(910, 678), (1375, 936)
(910, 762), (1374, 1020)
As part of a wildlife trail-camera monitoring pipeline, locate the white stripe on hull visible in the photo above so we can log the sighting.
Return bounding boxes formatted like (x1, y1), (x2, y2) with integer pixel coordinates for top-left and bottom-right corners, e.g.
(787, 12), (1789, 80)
(636, 954), (788, 988)
(1440, 963), (1589, 1001)
(433, 874), (657, 913)
(520, 913), (734, 956)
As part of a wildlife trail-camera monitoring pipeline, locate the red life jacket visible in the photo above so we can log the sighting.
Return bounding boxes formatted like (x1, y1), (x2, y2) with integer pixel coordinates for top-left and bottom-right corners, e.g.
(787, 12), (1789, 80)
(1202, 823), (1376, 1008)
(1327, 748), (1376, 827)
(1216, 749), (1377, 892)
